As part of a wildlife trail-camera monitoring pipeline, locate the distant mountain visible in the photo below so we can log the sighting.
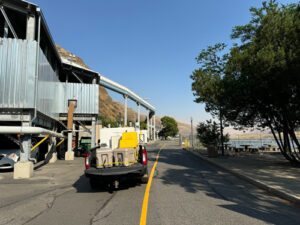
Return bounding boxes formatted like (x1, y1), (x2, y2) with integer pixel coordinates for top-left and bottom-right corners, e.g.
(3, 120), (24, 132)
(56, 45), (193, 136)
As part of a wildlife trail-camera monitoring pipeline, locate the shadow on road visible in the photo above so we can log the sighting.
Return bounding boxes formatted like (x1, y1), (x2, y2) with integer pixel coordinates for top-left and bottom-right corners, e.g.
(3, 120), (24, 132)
(156, 143), (300, 225)
(73, 174), (143, 194)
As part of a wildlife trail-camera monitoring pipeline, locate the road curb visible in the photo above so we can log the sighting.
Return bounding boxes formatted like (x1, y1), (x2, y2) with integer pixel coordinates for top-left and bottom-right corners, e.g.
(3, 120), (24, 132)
(187, 149), (300, 206)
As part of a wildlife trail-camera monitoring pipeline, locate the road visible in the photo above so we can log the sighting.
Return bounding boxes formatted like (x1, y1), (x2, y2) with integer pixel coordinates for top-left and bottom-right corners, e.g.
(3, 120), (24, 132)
(4, 141), (300, 225)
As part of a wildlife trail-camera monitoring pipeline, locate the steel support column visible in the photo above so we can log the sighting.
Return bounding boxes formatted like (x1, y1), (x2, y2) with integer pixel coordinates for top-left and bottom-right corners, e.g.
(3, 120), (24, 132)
(75, 124), (79, 151)
(151, 117), (154, 140)
(4, 21), (8, 38)
(91, 117), (96, 148)
(124, 95), (128, 127)
(67, 132), (72, 152)
(147, 109), (150, 141)
(154, 115), (156, 141)
(52, 137), (56, 153)
(149, 117), (152, 140)
(20, 122), (31, 162)
(26, 15), (35, 40)
(137, 103), (141, 129)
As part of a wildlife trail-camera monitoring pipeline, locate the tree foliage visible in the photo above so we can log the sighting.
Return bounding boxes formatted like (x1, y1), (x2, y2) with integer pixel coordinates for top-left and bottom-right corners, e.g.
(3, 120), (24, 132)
(190, 43), (227, 115)
(222, 0), (300, 164)
(190, 43), (228, 154)
(158, 116), (179, 139)
(191, 0), (300, 164)
(98, 116), (119, 128)
(140, 121), (147, 130)
(197, 120), (229, 147)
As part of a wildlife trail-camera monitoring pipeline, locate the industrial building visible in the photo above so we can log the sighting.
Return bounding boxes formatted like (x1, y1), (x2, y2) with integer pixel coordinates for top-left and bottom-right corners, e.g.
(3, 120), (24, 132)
(0, 0), (156, 179)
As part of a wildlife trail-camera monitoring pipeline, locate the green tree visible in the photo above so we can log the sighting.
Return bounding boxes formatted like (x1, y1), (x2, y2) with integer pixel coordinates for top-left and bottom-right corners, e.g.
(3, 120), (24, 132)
(98, 116), (119, 128)
(140, 121), (147, 130)
(223, 1), (300, 164)
(197, 120), (229, 147)
(158, 116), (179, 139)
(190, 43), (228, 155)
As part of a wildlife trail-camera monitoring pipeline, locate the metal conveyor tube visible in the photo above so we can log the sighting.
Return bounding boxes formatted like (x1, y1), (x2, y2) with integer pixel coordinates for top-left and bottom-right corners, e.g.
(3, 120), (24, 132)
(0, 126), (64, 138)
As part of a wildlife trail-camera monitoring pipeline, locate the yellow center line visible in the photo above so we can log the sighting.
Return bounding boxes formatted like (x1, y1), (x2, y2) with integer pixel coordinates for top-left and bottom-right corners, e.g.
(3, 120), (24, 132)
(140, 143), (166, 225)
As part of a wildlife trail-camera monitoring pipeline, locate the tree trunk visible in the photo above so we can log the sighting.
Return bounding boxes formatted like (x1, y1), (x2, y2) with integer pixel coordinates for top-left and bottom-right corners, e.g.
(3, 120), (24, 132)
(220, 111), (224, 156)
(269, 115), (300, 166)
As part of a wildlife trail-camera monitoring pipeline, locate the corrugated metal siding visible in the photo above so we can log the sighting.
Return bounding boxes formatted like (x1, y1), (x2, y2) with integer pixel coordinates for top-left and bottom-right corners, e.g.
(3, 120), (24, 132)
(0, 38), (36, 108)
(63, 83), (98, 115)
(37, 48), (63, 120)
(0, 38), (98, 120)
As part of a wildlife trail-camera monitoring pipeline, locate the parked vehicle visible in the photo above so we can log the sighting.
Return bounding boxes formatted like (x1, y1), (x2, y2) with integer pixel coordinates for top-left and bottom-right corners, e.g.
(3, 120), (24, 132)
(85, 145), (148, 189)
(0, 147), (40, 169)
(0, 135), (44, 169)
(75, 136), (91, 157)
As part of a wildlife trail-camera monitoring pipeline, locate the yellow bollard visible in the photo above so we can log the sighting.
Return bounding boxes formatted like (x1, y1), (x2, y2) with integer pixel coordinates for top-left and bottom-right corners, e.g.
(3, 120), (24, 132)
(185, 139), (188, 149)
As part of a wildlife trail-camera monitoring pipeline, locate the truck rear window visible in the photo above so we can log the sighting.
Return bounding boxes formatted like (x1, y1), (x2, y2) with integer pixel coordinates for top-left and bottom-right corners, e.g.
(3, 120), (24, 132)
(81, 139), (91, 144)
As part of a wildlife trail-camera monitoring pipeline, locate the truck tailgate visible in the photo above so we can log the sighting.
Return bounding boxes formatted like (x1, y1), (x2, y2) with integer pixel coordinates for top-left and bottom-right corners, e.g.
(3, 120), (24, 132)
(85, 163), (147, 177)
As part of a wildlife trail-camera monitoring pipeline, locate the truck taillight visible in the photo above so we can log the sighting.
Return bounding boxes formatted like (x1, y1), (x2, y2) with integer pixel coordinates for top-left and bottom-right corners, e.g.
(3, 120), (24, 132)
(142, 149), (147, 165)
(85, 153), (90, 169)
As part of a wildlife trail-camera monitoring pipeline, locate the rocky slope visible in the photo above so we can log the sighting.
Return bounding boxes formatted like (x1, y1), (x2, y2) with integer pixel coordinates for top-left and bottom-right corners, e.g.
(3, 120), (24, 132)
(56, 45), (193, 136)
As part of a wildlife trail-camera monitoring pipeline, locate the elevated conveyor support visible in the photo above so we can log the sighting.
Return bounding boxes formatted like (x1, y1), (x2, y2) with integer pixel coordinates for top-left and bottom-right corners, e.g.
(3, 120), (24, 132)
(99, 76), (155, 113)
(124, 95), (128, 126)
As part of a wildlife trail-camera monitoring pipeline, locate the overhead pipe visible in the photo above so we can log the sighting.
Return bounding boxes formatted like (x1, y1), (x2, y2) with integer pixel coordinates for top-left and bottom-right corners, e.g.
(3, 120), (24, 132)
(31, 8), (41, 123)
(99, 76), (155, 112)
(0, 126), (64, 138)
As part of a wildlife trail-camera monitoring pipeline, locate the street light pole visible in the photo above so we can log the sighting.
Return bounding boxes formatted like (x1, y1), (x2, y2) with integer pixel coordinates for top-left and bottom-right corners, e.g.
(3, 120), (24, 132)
(191, 117), (194, 147)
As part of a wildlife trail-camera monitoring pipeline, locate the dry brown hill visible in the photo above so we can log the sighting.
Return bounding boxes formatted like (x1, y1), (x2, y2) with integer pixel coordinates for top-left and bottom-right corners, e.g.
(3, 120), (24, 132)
(56, 45), (192, 136)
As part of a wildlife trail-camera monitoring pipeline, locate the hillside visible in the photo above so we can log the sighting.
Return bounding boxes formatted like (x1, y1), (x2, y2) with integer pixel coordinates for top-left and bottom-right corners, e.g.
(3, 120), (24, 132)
(56, 45), (192, 136)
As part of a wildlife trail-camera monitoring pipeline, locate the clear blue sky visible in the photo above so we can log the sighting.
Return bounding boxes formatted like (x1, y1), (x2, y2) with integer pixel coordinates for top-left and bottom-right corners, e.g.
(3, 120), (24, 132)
(31, 0), (295, 124)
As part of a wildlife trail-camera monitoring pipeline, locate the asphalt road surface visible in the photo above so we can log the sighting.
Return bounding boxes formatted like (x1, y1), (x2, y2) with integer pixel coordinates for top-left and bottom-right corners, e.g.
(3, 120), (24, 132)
(24, 141), (300, 225)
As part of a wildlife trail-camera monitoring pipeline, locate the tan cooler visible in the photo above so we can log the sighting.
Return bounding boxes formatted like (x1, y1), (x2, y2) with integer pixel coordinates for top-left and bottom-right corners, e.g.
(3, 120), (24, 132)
(96, 148), (113, 168)
(113, 148), (137, 167)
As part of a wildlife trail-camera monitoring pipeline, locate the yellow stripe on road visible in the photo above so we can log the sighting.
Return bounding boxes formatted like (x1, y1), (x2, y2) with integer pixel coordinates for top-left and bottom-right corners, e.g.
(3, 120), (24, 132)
(140, 143), (166, 225)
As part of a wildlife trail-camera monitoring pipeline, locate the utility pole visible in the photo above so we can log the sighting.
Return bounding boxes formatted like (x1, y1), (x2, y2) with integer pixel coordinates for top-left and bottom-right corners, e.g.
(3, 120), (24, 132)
(191, 117), (194, 147)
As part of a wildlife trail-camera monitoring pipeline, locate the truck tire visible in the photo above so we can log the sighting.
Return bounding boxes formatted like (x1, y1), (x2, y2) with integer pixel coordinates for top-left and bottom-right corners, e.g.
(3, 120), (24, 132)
(140, 169), (149, 184)
(75, 149), (81, 157)
(140, 174), (149, 184)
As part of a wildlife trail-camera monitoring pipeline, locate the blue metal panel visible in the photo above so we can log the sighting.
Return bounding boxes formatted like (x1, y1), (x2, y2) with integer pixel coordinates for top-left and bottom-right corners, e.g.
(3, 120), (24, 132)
(0, 38), (36, 109)
(63, 83), (98, 115)
(99, 80), (127, 96)
(37, 47), (63, 120)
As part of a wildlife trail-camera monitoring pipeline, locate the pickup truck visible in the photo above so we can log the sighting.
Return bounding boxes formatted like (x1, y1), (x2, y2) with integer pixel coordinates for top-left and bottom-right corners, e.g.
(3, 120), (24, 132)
(84, 145), (148, 189)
